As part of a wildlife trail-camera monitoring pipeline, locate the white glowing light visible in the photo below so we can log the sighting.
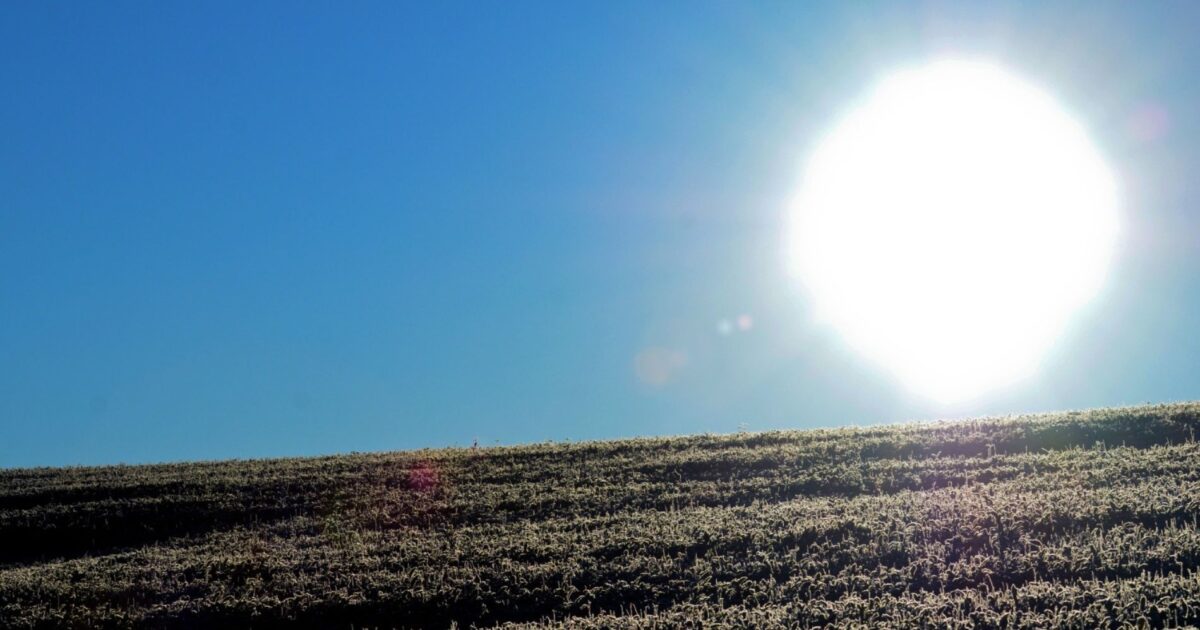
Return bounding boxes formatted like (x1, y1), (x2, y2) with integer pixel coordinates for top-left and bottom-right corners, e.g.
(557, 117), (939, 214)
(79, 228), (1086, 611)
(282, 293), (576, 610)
(788, 60), (1119, 402)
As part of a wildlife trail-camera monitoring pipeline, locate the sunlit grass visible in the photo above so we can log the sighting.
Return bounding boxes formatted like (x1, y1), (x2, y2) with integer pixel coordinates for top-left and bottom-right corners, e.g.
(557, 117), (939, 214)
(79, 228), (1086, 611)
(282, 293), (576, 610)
(3, 403), (1199, 627)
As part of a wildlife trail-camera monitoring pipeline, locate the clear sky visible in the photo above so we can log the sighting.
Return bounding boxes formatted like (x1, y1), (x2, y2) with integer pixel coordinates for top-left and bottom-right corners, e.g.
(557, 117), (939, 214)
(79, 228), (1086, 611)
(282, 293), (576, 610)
(3, 2), (1199, 467)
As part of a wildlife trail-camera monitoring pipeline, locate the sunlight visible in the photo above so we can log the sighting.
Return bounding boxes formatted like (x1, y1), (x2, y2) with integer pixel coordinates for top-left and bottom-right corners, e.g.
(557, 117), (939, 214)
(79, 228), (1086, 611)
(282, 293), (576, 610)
(788, 59), (1119, 402)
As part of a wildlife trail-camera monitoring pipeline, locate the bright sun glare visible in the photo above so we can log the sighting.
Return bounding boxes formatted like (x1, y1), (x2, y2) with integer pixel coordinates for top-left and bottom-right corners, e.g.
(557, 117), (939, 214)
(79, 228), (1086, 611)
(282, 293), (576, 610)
(789, 59), (1119, 403)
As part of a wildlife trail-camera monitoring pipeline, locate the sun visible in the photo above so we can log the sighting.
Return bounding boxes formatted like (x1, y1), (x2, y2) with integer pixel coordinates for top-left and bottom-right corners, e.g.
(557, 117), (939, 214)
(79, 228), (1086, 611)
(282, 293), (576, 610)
(788, 59), (1119, 403)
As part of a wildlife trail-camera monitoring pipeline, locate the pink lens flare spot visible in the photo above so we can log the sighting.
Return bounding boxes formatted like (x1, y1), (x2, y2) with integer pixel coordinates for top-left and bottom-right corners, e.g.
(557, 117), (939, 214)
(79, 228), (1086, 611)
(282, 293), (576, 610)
(1127, 103), (1170, 143)
(407, 460), (440, 493)
(633, 347), (688, 387)
(737, 314), (754, 331)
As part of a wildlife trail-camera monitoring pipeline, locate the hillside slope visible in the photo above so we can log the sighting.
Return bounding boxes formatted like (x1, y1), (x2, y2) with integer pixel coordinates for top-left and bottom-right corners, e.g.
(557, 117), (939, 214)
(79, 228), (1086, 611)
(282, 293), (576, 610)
(3, 403), (1200, 628)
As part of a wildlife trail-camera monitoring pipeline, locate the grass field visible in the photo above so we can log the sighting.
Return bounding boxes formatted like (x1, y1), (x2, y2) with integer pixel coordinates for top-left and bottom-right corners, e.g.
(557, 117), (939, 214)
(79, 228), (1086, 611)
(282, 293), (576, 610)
(4, 403), (1200, 628)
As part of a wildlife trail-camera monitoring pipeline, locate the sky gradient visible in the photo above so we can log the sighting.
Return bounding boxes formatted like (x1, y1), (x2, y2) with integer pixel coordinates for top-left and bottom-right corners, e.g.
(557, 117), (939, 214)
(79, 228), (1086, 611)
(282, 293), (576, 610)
(3, 1), (1200, 467)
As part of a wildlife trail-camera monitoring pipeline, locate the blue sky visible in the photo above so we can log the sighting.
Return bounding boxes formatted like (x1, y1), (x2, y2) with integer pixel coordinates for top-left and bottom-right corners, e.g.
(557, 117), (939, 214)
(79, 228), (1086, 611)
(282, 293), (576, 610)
(3, 2), (1199, 467)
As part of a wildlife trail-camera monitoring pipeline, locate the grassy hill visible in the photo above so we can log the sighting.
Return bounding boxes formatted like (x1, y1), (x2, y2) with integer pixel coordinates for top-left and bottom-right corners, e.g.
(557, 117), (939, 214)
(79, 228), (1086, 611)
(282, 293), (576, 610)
(3, 403), (1200, 628)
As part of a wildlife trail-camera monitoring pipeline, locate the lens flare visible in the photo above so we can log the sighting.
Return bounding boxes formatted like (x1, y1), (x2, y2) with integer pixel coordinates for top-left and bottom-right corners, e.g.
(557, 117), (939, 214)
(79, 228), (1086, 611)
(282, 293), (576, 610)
(788, 59), (1119, 402)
